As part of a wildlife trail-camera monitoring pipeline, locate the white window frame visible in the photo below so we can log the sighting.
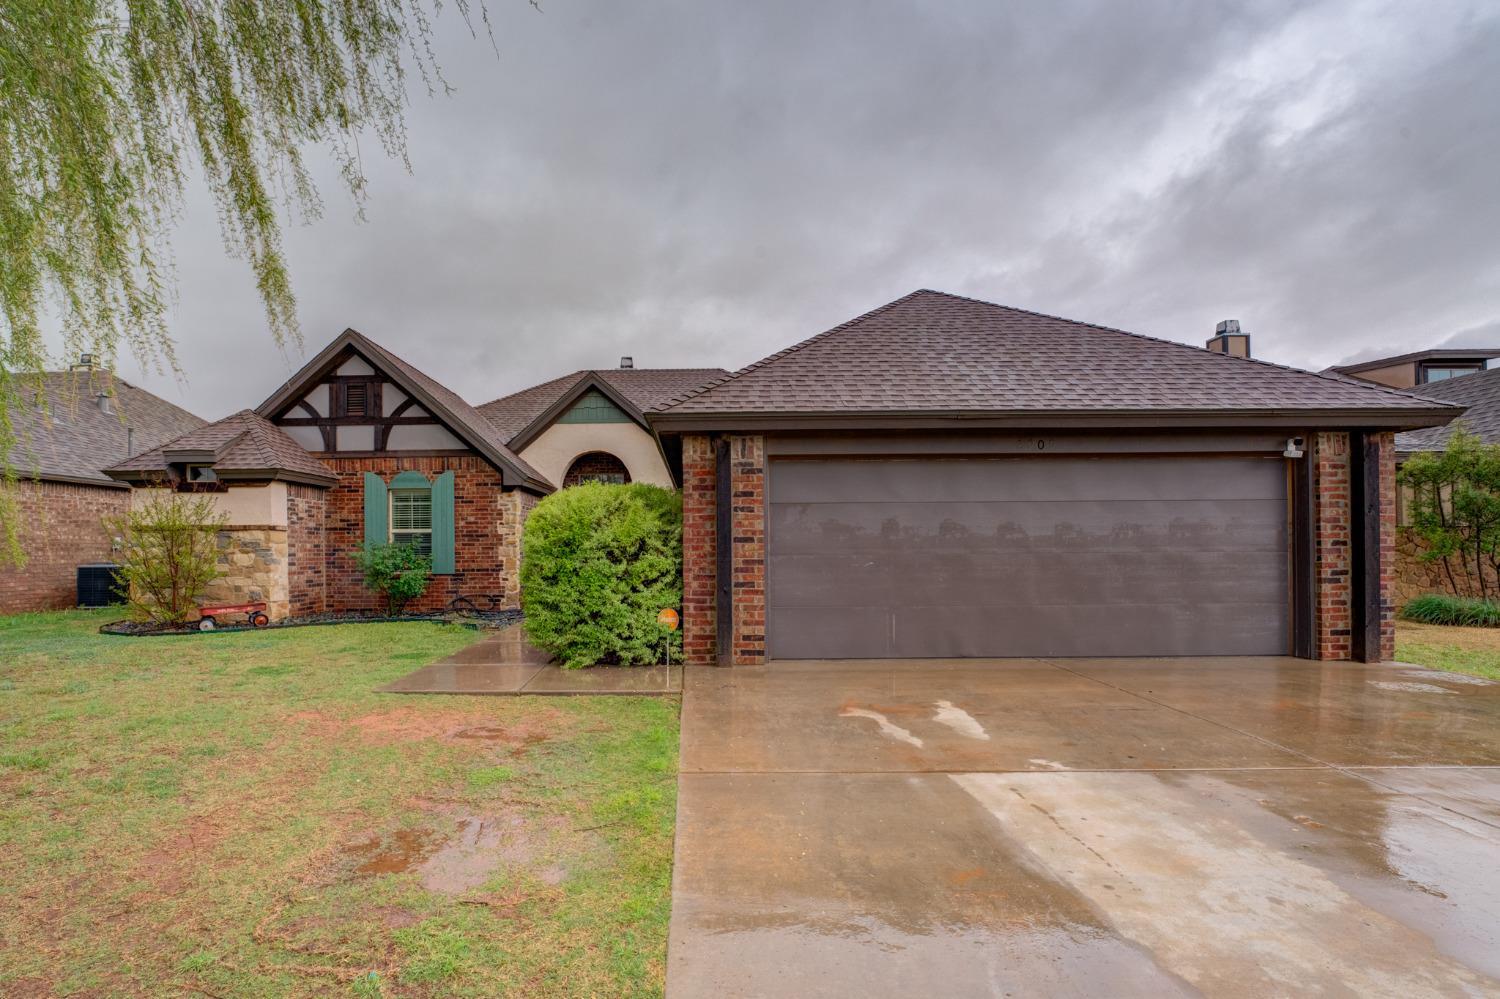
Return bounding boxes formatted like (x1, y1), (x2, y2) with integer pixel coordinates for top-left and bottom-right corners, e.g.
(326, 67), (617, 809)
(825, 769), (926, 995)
(389, 488), (433, 556)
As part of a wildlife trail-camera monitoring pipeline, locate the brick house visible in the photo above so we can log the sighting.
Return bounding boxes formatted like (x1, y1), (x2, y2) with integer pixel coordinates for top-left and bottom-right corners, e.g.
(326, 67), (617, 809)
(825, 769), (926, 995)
(648, 290), (1461, 665)
(103, 331), (722, 620)
(0, 362), (205, 613)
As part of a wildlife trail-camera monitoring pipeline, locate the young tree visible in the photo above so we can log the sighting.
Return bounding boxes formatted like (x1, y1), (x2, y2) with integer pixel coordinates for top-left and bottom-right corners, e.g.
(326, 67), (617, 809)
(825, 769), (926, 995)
(0, 0), (501, 561)
(1399, 428), (1500, 599)
(104, 490), (228, 626)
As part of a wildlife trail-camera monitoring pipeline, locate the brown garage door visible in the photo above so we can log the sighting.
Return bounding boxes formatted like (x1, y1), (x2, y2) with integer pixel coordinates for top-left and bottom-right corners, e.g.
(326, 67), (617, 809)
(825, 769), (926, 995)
(767, 455), (1288, 658)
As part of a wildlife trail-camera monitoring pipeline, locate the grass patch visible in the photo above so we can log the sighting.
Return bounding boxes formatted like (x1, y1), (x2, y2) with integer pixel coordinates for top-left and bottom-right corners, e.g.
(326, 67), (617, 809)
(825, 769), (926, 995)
(1400, 593), (1500, 627)
(1396, 620), (1500, 681)
(0, 609), (678, 997)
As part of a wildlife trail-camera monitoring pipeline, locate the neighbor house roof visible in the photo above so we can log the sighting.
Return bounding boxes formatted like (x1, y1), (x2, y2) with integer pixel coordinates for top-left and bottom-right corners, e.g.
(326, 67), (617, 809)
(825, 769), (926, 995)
(1396, 367), (1500, 454)
(106, 410), (339, 487)
(651, 290), (1462, 431)
(479, 368), (728, 445)
(1325, 348), (1500, 377)
(5, 370), (206, 488)
(253, 328), (552, 493)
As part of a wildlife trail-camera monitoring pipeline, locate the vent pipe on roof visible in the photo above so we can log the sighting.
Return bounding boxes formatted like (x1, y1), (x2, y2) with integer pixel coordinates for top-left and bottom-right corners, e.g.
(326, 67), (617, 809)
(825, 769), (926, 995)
(1205, 320), (1251, 358)
(619, 356), (634, 369)
(96, 391), (112, 415)
(126, 427), (134, 457)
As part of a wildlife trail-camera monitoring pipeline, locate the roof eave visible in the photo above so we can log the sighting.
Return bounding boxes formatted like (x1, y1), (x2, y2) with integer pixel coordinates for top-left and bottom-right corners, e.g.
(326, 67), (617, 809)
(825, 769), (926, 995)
(213, 468), (339, 488)
(649, 406), (1465, 434)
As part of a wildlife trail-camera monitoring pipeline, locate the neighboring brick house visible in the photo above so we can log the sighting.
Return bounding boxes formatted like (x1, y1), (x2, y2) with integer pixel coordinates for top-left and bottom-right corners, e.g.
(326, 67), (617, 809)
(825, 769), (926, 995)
(0, 362), (205, 613)
(108, 330), (553, 619)
(477, 362), (727, 489)
(648, 290), (1461, 666)
(1382, 365), (1500, 605)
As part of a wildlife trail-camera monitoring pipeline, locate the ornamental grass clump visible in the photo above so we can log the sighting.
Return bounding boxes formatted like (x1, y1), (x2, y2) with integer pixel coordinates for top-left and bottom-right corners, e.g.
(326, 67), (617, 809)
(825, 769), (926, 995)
(1400, 593), (1500, 628)
(520, 483), (682, 669)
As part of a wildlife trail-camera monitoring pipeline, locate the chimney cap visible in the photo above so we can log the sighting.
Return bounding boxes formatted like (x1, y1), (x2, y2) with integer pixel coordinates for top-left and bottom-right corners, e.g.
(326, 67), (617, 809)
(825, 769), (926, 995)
(619, 356), (634, 369)
(1215, 319), (1241, 335)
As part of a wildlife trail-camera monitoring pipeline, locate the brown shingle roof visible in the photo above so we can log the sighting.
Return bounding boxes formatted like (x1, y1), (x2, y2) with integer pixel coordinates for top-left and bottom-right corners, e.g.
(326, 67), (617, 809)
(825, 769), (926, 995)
(5, 370), (206, 486)
(652, 290), (1461, 429)
(106, 410), (338, 486)
(479, 368), (728, 444)
(254, 329), (552, 492)
(1396, 369), (1500, 452)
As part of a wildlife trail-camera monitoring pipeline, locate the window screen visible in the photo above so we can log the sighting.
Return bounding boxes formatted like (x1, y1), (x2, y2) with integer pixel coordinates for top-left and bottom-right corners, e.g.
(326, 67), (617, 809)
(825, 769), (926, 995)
(390, 489), (432, 556)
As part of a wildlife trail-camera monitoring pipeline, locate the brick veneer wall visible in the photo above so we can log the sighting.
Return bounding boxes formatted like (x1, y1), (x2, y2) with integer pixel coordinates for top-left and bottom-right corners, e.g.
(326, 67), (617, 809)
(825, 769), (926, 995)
(0, 479), (129, 613)
(1313, 432), (1352, 660)
(729, 436), (766, 664)
(681, 435), (716, 664)
(287, 484), (327, 616)
(320, 455), (532, 613)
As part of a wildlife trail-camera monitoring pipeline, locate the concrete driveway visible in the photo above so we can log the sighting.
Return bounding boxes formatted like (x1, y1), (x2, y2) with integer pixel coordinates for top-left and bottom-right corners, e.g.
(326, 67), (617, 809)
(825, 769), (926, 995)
(667, 657), (1500, 997)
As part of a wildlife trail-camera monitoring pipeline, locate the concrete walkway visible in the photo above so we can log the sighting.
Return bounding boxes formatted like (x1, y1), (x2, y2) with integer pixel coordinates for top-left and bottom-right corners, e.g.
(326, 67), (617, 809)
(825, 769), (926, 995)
(380, 625), (682, 695)
(668, 656), (1500, 997)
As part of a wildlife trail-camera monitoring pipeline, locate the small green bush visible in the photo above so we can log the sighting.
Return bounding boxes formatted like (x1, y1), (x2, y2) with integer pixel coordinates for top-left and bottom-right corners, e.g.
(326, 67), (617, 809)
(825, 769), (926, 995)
(1401, 593), (1500, 627)
(520, 482), (682, 669)
(352, 542), (431, 615)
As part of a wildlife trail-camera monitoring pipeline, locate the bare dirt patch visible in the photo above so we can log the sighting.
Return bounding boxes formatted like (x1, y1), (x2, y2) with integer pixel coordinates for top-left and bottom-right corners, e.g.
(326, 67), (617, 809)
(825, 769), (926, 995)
(282, 706), (572, 749)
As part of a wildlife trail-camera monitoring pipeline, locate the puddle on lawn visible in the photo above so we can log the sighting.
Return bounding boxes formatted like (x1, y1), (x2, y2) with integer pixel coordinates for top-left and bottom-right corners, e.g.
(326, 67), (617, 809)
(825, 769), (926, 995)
(343, 811), (573, 895)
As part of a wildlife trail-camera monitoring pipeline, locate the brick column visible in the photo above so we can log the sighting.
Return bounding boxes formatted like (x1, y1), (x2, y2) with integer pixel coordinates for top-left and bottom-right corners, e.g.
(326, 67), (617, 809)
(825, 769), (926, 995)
(681, 434), (717, 664)
(1314, 431), (1352, 660)
(1376, 431), (1397, 661)
(729, 435), (766, 664)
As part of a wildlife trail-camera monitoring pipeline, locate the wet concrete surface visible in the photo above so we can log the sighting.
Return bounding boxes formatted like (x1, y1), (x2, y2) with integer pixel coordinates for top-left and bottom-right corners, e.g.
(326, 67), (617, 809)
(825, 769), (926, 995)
(668, 656), (1500, 997)
(378, 625), (682, 695)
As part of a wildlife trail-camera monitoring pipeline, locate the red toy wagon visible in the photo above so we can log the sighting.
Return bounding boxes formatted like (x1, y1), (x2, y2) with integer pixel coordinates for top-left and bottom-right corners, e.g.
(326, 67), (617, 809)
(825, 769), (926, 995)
(197, 602), (270, 631)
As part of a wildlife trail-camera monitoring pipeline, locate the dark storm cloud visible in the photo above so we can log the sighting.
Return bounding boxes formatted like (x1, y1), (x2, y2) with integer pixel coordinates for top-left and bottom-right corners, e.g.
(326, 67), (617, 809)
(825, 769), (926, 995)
(91, 0), (1500, 417)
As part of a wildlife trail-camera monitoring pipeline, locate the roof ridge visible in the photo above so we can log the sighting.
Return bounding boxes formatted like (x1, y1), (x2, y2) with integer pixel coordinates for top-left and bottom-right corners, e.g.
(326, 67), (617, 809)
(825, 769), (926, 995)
(911, 289), (1441, 407)
(651, 290), (930, 413)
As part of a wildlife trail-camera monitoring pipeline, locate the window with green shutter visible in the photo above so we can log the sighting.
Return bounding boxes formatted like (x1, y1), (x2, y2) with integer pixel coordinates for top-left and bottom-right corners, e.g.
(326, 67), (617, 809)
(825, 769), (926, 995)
(364, 470), (455, 573)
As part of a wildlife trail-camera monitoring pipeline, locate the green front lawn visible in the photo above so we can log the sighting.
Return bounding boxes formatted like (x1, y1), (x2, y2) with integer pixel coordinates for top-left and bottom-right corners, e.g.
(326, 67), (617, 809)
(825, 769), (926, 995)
(0, 610), (678, 997)
(1395, 620), (1500, 681)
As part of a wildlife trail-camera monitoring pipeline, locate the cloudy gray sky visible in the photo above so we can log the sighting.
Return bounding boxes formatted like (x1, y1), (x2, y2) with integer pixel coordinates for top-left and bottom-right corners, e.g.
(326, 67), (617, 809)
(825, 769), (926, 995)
(76, 0), (1500, 419)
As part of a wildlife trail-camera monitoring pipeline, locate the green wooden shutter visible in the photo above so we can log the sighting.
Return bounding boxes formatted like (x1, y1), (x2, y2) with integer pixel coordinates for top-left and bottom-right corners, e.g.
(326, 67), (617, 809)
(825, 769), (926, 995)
(363, 472), (388, 548)
(431, 471), (455, 574)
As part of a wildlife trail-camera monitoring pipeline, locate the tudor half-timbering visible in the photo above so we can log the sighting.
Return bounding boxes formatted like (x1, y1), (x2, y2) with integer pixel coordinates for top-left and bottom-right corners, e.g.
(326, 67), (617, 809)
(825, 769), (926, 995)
(111, 329), (553, 618)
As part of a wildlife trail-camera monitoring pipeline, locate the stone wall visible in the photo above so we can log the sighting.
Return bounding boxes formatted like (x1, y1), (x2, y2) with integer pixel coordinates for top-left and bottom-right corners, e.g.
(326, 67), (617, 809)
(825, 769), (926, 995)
(202, 527), (290, 620)
(0, 479), (130, 613)
(1395, 528), (1500, 607)
(320, 455), (534, 614)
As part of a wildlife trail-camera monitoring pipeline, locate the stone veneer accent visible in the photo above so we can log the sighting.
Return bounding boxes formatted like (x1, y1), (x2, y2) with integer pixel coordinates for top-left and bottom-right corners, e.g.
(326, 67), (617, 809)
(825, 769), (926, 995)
(321, 455), (532, 613)
(684, 430), (1398, 665)
(203, 527), (289, 620)
(1395, 529), (1500, 606)
(0, 479), (131, 613)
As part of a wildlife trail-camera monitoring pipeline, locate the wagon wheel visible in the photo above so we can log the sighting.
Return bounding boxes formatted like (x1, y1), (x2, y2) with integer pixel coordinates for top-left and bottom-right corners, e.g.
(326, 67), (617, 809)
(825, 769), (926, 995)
(198, 617), (216, 631)
(250, 612), (270, 628)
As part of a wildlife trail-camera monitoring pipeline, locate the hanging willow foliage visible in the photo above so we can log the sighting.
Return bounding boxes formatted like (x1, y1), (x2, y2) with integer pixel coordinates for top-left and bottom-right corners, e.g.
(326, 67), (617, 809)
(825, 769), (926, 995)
(0, 0), (490, 562)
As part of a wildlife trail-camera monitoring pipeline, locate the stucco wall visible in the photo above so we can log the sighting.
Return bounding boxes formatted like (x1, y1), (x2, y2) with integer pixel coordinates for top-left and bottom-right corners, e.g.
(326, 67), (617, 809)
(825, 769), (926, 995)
(132, 482), (289, 527)
(519, 421), (673, 488)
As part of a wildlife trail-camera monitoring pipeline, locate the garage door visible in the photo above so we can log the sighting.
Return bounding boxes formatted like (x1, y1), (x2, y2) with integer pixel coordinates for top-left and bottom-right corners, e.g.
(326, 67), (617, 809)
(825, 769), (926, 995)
(766, 455), (1288, 658)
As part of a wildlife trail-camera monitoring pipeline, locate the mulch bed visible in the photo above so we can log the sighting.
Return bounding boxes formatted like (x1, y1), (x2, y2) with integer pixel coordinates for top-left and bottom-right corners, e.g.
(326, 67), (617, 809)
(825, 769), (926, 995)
(100, 608), (523, 637)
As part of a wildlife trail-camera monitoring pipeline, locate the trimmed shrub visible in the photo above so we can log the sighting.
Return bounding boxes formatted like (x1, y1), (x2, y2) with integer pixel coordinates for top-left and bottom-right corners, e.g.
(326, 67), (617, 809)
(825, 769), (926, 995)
(352, 542), (431, 614)
(1401, 593), (1500, 628)
(520, 483), (682, 669)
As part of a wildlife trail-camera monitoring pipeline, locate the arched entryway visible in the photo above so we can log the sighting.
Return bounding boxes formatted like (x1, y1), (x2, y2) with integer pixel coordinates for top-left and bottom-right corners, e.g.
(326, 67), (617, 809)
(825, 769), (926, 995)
(563, 451), (631, 487)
